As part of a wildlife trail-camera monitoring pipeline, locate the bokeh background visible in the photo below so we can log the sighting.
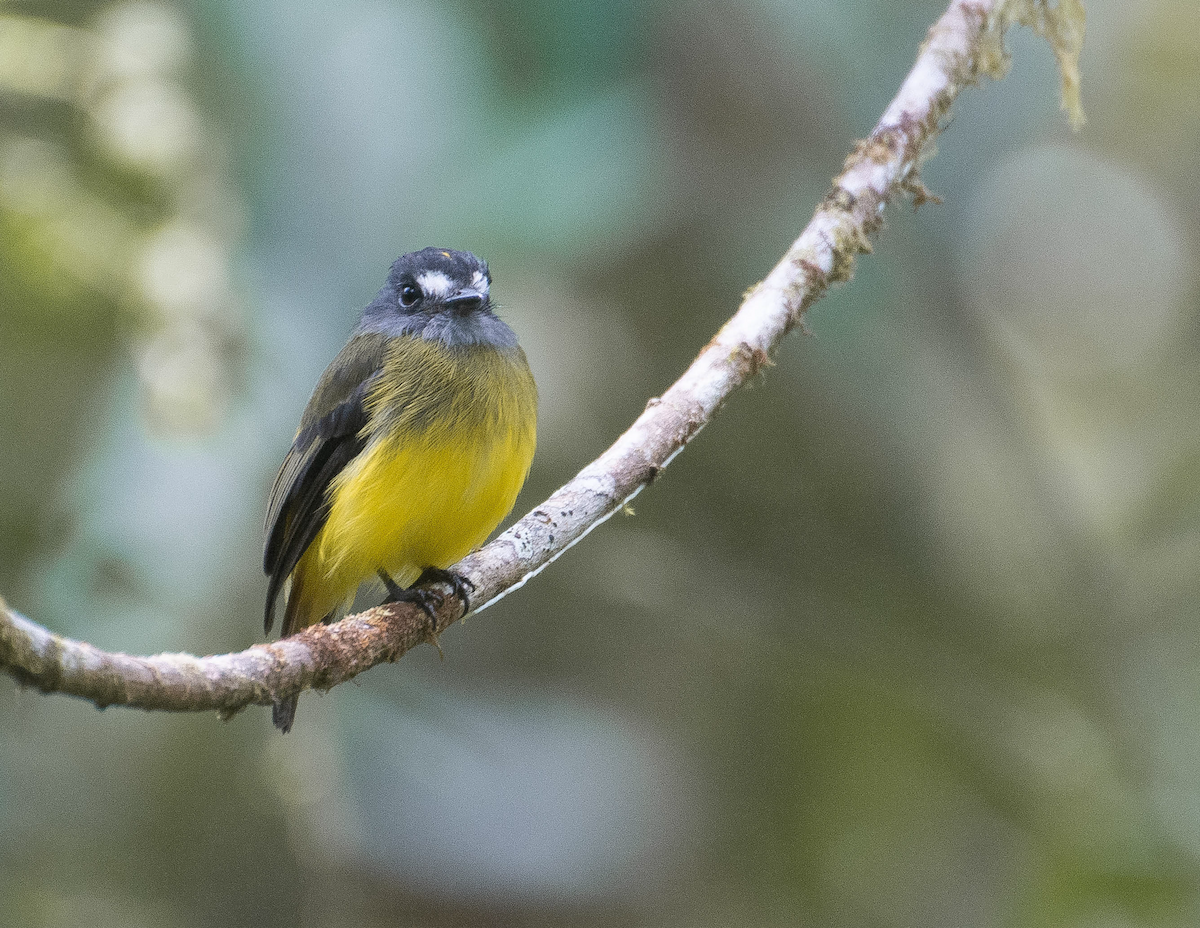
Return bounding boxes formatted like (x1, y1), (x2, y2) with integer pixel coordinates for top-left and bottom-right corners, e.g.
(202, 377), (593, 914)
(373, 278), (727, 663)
(1, 0), (1197, 925)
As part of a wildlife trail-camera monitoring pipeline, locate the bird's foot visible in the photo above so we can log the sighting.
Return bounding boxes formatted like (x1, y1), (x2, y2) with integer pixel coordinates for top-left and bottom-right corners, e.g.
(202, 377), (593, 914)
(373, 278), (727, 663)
(377, 568), (443, 655)
(376, 567), (473, 657)
(413, 566), (475, 614)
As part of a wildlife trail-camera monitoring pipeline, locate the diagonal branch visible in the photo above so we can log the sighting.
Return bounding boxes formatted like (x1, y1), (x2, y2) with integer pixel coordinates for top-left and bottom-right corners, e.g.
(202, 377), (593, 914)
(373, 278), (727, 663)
(0, 0), (1085, 721)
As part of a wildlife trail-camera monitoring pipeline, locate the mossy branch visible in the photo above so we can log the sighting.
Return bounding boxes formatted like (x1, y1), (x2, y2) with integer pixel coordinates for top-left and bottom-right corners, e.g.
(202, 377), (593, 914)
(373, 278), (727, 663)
(0, 0), (1085, 722)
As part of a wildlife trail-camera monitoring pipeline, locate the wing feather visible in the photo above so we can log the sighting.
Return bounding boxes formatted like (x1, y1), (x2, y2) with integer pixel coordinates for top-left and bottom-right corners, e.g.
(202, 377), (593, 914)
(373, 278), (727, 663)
(262, 332), (388, 634)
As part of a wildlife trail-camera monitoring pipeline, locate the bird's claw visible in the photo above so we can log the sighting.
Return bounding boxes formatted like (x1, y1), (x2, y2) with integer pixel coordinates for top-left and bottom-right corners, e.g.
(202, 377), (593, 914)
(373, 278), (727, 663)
(376, 567), (474, 657)
(414, 566), (475, 614)
(377, 569), (443, 654)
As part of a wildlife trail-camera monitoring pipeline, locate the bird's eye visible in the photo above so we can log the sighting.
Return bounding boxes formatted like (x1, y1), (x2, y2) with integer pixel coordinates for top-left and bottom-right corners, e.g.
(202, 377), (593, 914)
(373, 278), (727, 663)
(399, 283), (422, 307)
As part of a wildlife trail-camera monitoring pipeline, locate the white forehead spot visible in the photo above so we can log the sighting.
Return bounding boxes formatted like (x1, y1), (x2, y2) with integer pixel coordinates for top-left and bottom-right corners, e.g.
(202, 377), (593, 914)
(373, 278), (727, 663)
(417, 271), (453, 297)
(471, 269), (489, 292)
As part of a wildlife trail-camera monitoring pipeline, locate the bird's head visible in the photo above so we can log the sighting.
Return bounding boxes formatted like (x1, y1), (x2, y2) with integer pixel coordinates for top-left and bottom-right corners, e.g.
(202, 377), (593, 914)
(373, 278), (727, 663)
(359, 247), (517, 349)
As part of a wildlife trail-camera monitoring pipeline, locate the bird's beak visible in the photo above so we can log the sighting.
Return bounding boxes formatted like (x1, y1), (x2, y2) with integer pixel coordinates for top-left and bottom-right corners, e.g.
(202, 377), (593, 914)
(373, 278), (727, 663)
(444, 288), (485, 312)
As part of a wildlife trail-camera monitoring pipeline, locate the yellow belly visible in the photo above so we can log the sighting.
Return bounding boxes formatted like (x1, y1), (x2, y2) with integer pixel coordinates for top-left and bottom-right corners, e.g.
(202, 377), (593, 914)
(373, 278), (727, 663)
(285, 341), (537, 630)
(324, 428), (529, 597)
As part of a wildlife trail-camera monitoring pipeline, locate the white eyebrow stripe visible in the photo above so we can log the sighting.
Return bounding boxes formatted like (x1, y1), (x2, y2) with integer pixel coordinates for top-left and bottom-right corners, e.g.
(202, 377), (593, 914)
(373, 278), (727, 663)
(471, 270), (489, 291)
(417, 271), (453, 296)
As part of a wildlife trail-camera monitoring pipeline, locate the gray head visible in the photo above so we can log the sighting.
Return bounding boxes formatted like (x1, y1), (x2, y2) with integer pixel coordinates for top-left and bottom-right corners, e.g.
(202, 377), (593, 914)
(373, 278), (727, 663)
(358, 247), (519, 350)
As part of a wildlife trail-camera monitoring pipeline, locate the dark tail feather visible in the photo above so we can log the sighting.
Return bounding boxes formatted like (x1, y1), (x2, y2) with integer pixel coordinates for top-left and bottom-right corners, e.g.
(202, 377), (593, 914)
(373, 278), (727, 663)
(263, 570), (284, 635)
(273, 695), (298, 733)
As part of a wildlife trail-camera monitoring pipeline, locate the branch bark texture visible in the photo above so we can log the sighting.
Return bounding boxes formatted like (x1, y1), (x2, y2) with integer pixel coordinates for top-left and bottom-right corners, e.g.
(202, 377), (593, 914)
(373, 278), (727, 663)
(0, 0), (1086, 720)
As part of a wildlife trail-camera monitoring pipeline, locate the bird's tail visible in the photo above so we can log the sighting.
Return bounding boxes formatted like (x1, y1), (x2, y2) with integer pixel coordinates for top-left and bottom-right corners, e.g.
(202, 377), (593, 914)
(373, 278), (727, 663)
(272, 563), (312, 734)
(272, 560), (351, 734)
(273, 696), (298, 733)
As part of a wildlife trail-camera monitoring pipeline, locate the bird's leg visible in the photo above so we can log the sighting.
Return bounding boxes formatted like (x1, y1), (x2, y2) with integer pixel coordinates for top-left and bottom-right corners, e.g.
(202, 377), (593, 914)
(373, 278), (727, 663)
(412, 566), (475, 615)
(377, 568), (445, 656)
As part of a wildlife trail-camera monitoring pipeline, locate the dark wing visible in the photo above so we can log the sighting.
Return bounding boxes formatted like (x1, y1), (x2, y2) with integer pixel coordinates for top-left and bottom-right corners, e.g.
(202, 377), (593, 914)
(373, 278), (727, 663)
(263, 332), (388, 634)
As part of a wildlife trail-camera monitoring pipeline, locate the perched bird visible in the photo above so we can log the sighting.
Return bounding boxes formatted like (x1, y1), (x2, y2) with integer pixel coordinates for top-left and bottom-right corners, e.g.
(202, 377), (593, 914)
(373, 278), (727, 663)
(263, 248), (538, 732)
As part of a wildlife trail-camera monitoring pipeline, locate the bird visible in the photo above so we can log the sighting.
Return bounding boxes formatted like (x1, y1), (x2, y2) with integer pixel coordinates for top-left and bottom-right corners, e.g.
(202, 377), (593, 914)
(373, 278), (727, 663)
(263, 248), (538, 732)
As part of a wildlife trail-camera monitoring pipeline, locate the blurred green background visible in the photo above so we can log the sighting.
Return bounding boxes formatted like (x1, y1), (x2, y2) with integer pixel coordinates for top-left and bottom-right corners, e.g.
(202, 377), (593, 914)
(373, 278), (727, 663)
(2, 0), (1198, 925)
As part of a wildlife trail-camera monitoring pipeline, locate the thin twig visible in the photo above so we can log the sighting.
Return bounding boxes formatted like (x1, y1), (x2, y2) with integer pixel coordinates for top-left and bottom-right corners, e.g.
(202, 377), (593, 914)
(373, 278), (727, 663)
(0, 0), (1085, 720)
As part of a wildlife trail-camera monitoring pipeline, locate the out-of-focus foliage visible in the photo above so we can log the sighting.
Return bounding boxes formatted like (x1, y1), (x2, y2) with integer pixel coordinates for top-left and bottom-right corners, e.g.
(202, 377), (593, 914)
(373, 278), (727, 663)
(0, 1), (242, 588)
(1, 0), (1198, 926)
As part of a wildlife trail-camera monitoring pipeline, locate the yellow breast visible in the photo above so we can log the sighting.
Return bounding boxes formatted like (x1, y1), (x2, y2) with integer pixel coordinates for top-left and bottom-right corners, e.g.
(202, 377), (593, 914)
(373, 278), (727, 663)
(289, 337), (537, 627)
